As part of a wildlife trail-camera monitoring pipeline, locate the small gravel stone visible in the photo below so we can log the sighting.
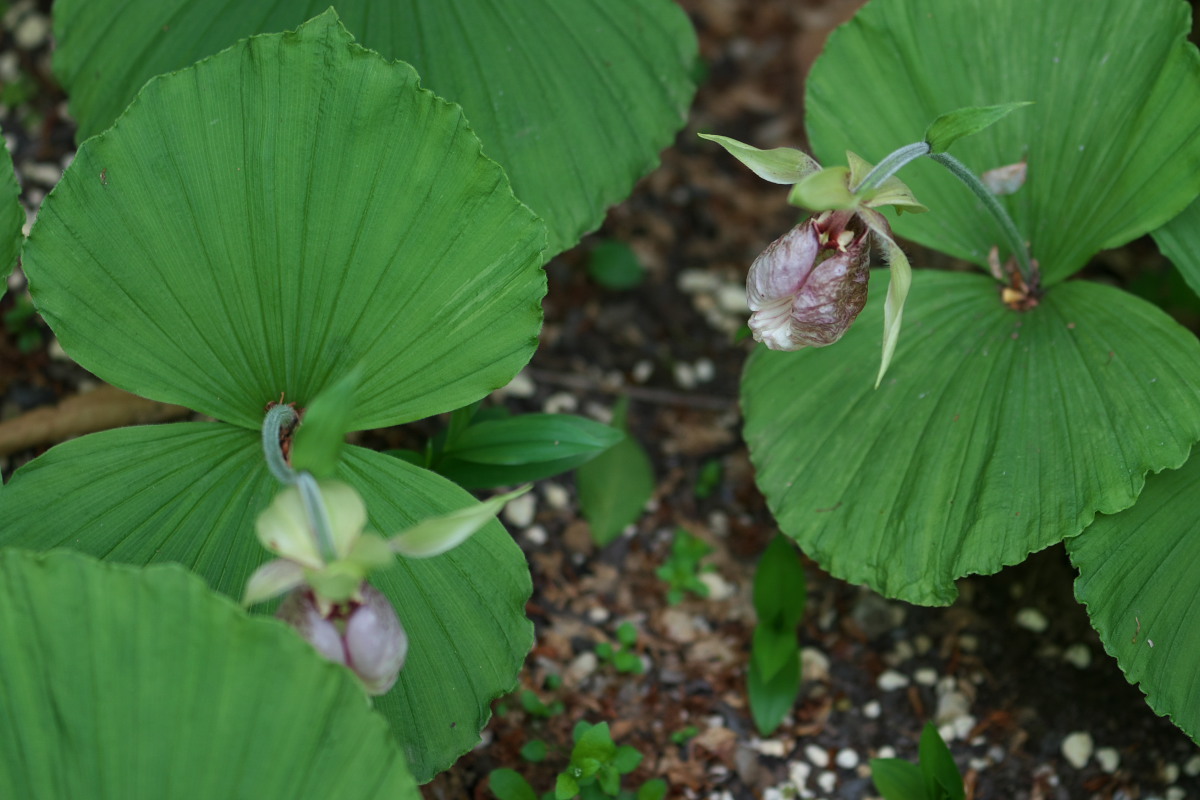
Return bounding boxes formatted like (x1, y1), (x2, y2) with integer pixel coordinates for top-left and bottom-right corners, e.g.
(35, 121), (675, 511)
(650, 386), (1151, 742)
(914, 634), (933, 655)
(862, 700), (881, 719)
(660, 608), (699, 644)
(677, 269), (720, 294)
(958, 633), (980, 652)
(698, 571), (734, 601)
(542, 391), (577, 414)
(674, 362), (697, 389)
(694, 357), (715, 383)
(564, 651), (598, 685)
(1183, 754), (1200, 776)
(1095, 747), (1120, 773)
(1062, 643), (1092, 669)
(805, 744), (830, 768)
(631, 359), (654, 383)
(501, 370), (536, 398)
(877, 670), (910, 691)
(787, 759), (811, 788)
(876, 746), (896, 759)
(14, 12), (50, 49)
(1162, 762), (1180, 783)
(816, 771), (836, 793)
(586, 606), (609, 623)
(542, 482), (570, 511)
(914, 667), (938, 686)
(1166, 787), (1186, 800)
(523, 525), (548, 546)
(715, 283), (749, 314)
(1061, 731), (1094, 769)
(835, 748), (859, 770)
(502, 492), (536, 527)
(750, 739), (787, 758)
(1016, 607), (1049, 633)
(19, 161), (62, 187)
(800, 647), (830, 683)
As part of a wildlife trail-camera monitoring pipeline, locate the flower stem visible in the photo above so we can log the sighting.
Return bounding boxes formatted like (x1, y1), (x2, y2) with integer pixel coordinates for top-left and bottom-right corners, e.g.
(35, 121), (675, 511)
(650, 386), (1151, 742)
(929, 151), (1035, 287)
(851, 142), (931, 194)
(261, 404), (337, 563)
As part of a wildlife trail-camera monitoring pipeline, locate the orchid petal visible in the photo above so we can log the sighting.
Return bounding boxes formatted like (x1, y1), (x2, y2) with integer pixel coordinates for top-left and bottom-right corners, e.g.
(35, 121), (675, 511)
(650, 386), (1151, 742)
(699, 134), (821, 184)
(388, 486), (530, 559)
(860, 209), (913, 387)
(241, 558), (307, 607)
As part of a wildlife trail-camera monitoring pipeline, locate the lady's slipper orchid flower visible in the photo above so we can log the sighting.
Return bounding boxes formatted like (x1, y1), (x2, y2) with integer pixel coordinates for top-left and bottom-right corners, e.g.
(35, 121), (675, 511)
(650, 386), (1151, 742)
(243, 478), (527, 694)
(700, 134), (925, 386)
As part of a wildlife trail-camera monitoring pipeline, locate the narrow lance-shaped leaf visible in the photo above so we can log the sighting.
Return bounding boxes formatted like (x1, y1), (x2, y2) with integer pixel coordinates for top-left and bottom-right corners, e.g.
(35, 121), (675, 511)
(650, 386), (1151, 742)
(923, 102), (1032, 154)
(860, 208), (914, 388)
(291, 366), (361, 478)
(918, 723), (964, 800)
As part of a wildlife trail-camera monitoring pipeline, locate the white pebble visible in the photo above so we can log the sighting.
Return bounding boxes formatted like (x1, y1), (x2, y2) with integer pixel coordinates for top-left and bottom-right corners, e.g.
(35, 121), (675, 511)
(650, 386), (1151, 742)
(19, 161), (61, 187)
(804, 744), (829, 768)
(586, 606), (609, 624)
(694, 357), (715, 383)
(1162, 762), (1180, 783)
(787, 759), (812, 788)
(800, 647), (830, 683)
(887, 640), (915, 665)
(677, 269), (720, 294)
(1061, 731), (1093, 769)
(1183, 754), (1200, 776)
(1167, 788), (1186, 800)
(631, 359), (654, 383)
(835, 748), (859, 769)
(876, 746), (896, 759)
(673, 362), (697, 389)
(542, 391), (577, 414)
(958, 633), (979, 652)
(751, 739), (787, 758)
(698, 571), (734, 601)
(542, 482), (570, 511)
(501, 370), (536, 398)
(862, 700), (881, 719)
(1016, 607), (1049, 633)
(502, 493), (536, 527)
(523, 525), (548, 546)
(1095, 747), (1120, 773)
(877, 670), (910, 691)
(914, 634), (933, 655)
(14, 12), (50, 49)
(914, 667), (938, 686)
(816, 771), (836, 793)
(715, 283), (749, 314)
(1062, 643), (1091, 669)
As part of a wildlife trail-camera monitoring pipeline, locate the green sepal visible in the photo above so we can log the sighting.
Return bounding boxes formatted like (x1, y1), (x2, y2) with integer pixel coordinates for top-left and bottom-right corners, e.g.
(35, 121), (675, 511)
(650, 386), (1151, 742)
(699, 133), (821, 184)
(923, 102), (1032, 154)
(787, 166), (857, 211)
(847, 151), (928, 214)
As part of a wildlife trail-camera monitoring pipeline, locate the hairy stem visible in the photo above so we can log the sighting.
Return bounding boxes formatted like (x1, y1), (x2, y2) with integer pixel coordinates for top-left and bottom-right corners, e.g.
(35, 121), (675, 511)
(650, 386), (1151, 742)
(851, 142), (931, 194)
(261, 403), (337, 562)
(930, 151), (1035, 287)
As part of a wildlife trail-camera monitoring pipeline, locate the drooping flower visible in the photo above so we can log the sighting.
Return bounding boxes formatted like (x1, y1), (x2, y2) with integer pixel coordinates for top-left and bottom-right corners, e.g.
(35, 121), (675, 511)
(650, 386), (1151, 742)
(700, 134), (925, 385)
(747, 210), (870, 349)
(243, 478), (527, 694)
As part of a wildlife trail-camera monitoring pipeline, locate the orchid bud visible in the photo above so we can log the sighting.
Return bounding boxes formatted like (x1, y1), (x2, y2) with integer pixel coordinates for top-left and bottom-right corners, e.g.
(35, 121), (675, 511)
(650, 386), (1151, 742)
(747, 213), (870, 349)
(277, 583), (408, 696)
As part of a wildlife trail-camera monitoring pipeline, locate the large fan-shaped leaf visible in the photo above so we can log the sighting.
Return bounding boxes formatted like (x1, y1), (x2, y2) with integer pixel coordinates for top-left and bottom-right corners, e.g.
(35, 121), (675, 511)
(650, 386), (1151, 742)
(54, 0), (698, 255)
(806, 0), (1200, 283)
(1069, 455), (1200, 744)
(0, 549), (419, 799)
(1075, 453), (1200, 748)
(1153, 195), (1200, 299)
(742, 271), (1200, 605)
(0, 422), (533, 780)
(0, 132), (20, 283)
(24, 12), (547, 431)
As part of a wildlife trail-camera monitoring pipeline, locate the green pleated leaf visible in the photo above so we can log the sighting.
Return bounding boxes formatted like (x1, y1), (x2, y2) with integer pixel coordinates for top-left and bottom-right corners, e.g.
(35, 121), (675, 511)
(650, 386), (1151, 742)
(870, 758), (928, 800)
(24, 12), (546, 431)
(1068, 455), (1200, 744)
(0, 549), (419, 799)
(1153, 195), (1200, 299)
(742, 270), (1200, 605)
(0, 423), (533, 780)
(291, 367), (361, 478)
(0, 133), (20, 283)
(53, 0), (698, 256)
(806, 0), (1200, 283)
(576, 398), (655, 546)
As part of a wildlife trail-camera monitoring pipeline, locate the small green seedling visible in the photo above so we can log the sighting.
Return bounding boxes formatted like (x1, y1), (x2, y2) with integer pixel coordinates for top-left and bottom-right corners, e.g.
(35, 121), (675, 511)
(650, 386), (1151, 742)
(488, 721), (667, 800)
(670, 725), (699, 746)
(871, 723), (965, 800)
(595, 621), (644, 675)
(588, 239), (646, 290)
(747, 535), (806, 735)
(655, 528), (715, 605)
(693, 459), (722, 499)
(520, 688), (565, 720)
